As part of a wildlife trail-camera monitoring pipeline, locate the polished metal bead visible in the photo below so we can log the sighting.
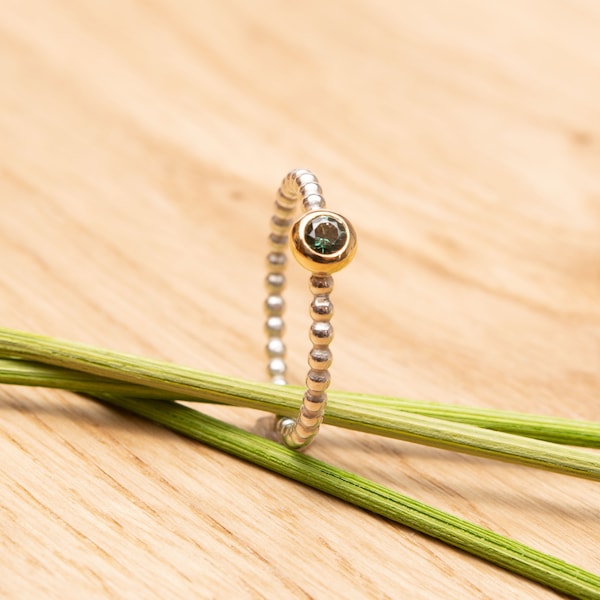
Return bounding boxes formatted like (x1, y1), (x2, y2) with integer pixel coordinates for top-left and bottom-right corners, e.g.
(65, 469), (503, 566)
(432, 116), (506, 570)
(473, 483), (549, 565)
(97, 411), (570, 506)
(265, 273), (286, 293)
(290, 168), (312, 178)
(306, 369), (331, 393)
(268, 357), (286, 376)
(271, 374), (287, 386)
(269, 232), (288, 250)
(310, 295), (334, 321)
(274, 200), (296, 219)
(276, 416), (295, 436)
(265, 316), (285, 336)
(302, 390), (327, 413)
(266, 337), (286, 357)
(300, 402), (324, 422)
(299, 181), (323, 198)
(295, 419), (320, 440)
(303, 193), (326, 211)
(284, 428), (308, 449)
(309, 321), (334, 345)
(308, 347), (333, 369)
(277, 187), (297, 207)
(271, 215), (294, 236)
(265, 294), (285, 315)
(288, 170), (317, 190)
(309, 274), (334, 295)
(266, 252), (286, 272)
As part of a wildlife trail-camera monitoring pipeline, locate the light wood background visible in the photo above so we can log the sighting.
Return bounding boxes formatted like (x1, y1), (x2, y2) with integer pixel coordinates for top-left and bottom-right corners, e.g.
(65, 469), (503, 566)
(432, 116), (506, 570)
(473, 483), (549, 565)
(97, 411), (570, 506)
(1, 1), (599, 598)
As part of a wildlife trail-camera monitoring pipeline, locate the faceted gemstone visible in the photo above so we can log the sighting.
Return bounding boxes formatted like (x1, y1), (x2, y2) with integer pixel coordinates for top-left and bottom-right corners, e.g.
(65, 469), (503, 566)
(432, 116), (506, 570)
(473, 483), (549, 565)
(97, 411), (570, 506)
(304, 215), (347, 254)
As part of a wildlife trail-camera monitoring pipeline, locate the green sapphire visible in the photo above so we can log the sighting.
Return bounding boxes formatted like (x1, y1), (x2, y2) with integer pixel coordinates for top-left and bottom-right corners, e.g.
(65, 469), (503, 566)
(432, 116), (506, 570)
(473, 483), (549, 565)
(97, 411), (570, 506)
(305, 215), (347, 254)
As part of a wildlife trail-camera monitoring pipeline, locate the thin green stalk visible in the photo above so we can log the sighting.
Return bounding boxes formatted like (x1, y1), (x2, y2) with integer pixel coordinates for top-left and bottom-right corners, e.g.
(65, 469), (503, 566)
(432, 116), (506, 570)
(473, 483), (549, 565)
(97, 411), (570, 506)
(0, 329), (598, 479)
(344, 391), (600, 448)
(2, 358), (598, 448)
(0, 358), (180, 399)
(90, 394), (600, 600)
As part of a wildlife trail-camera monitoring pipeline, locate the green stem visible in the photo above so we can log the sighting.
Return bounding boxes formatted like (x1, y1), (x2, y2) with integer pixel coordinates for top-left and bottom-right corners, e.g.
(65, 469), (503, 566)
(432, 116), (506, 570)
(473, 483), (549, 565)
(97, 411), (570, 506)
(91, 394), (600, 600)
(0, 330), (598, 480)
(0, 358), (179, 399)
(339, 391), (600, 448)
(2, 358), (598, 448)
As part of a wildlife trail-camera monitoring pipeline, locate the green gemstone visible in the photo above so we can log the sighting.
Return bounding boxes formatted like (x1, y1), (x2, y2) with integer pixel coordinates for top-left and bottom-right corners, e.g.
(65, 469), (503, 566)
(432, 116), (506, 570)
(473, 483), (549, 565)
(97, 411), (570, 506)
(305, 215), (347, 254)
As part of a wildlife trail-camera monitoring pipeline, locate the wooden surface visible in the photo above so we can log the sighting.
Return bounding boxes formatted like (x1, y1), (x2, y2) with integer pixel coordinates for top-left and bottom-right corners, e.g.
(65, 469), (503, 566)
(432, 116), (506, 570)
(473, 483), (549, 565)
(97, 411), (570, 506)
(1, 1), (599, 598)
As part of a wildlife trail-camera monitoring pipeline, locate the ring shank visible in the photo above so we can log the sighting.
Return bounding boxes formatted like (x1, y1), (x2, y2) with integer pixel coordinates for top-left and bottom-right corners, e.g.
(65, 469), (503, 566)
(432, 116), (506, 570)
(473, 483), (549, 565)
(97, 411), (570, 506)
(264, 169), (336, 450)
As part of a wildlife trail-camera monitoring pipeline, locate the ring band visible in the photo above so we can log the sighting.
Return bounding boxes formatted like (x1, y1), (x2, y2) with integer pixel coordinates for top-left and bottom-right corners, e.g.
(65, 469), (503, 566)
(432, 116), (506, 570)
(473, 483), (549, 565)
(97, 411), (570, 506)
(264, 169), (357, 450)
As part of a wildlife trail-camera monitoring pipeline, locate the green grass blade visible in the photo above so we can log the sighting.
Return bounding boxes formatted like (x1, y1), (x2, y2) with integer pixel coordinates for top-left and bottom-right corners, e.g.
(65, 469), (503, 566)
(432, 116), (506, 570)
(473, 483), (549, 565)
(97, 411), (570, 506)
(340, 391), (600, 448)
(0, 329), (598, 480)
(90, 394), (600, 600)
(0, 358), (184, 399)
(2, 358), (598, 448)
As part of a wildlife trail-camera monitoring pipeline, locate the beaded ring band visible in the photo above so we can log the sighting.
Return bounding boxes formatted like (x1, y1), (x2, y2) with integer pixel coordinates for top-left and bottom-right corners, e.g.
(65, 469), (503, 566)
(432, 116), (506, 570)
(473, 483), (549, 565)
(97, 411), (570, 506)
(264, 169), (357, 450)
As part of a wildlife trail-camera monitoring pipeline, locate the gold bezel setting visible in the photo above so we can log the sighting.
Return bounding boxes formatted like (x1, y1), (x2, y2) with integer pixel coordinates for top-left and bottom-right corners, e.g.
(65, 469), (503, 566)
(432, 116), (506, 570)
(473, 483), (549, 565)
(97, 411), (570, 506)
(290, 210), (357, 274)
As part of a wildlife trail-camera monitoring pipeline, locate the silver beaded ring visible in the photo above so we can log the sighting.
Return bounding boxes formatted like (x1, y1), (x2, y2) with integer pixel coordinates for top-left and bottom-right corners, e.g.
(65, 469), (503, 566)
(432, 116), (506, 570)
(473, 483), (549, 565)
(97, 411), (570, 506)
(265, 169), (357, 450)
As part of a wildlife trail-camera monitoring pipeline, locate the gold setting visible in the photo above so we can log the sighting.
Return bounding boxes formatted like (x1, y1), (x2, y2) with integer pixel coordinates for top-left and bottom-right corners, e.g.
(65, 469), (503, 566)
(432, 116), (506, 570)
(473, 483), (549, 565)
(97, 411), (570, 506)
(290, 210), (358, 274)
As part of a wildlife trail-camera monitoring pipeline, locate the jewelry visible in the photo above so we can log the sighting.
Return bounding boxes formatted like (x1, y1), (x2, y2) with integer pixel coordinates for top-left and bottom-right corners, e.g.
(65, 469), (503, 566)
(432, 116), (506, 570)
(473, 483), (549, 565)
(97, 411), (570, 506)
(264, 169), (357, 450)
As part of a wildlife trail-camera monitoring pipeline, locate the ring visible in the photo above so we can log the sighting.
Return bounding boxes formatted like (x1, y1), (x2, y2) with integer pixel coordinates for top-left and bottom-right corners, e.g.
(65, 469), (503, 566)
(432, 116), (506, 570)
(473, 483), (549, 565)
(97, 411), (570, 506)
(264, 169), (358, 450)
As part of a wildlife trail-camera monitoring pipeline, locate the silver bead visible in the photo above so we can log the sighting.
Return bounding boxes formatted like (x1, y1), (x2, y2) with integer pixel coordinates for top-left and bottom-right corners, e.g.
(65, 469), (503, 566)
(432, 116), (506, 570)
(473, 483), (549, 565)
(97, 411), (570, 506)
(286, 170), (317, 192)
(300, 401), (325, 421)
(310, 295), (334, 321)
(291, 168), (314, 179)
(269, 233), (288, 250)
(306, 369), (330, 393)
(298, 414), (321, 433)
(271, 375), (287, 385)
(265, 273), (286, 293)
(302, 390), (327, 413)
(308, 347), (333, 369)
(276, 416), (295, 436)
(266, 337), (286, 357)
(299, 181), (323, 198)
(268, 357), (286, 376)
(283, 428), (309, 449)
(295, 419), (320, 440)
(309, 321), (334, 345)
(265, 316), (285, 336)
(271, 215), (293, 236)
(266, 252), (286, 272)
(309, 274), (334, 295)
(265, 294), (285, 315)
(277, 186), (297, 207)
(303, 194), (326, 211)
(275, 199), (295, 219)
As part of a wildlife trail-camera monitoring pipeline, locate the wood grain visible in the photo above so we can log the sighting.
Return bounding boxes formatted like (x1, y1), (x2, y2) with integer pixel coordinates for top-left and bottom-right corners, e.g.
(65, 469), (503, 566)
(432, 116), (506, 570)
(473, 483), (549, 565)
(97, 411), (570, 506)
(1, 1), (599, 597)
